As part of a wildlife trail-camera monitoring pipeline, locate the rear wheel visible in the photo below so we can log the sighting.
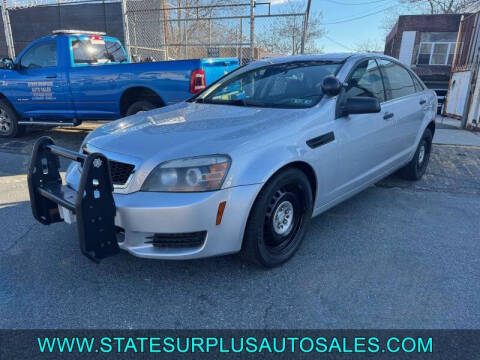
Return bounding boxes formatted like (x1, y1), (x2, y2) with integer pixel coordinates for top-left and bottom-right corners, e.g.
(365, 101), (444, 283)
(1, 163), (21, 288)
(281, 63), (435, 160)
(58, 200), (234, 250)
(125, 100), (156, 116)
(398, 128), (432, 181)
(241, 168), (313, 267)
(0, 100), (24, 138)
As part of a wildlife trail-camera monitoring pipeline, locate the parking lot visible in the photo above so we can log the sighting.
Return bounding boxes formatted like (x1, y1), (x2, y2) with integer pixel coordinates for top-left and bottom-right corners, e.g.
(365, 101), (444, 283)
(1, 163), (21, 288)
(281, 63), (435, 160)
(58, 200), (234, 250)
(1, 123), (479, 329)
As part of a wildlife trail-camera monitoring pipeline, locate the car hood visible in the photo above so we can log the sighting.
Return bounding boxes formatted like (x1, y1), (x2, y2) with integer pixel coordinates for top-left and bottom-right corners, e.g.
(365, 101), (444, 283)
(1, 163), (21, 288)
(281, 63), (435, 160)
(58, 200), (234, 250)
(85, 102), (303, 162)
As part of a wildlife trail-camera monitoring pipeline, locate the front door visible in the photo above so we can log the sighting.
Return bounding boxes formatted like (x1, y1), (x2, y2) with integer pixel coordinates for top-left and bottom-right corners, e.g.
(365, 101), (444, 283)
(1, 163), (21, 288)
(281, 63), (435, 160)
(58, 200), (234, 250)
(11, 39), (74, 120)
(332, 59), (398, 197)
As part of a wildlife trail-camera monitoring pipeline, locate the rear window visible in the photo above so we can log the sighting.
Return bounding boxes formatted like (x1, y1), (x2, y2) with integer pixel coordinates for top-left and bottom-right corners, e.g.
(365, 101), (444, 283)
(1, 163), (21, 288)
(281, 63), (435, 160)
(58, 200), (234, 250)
(71, 36), (127, 66)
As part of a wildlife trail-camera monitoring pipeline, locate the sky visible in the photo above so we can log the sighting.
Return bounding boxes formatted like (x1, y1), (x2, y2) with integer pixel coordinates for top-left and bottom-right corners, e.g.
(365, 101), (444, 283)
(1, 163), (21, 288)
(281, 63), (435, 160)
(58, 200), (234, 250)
(270, 0), (416, 53)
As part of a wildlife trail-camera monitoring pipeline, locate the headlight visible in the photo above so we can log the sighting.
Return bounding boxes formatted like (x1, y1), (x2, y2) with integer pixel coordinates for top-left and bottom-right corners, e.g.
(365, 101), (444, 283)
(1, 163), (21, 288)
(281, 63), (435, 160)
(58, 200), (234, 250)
(141, 155), (231, 192)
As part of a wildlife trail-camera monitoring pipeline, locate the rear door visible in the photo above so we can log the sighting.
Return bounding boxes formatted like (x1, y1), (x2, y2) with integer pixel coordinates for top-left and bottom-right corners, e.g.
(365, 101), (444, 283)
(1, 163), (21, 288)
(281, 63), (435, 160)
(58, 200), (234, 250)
(377, 59), (424, 158)
(333, 59), (397, 195)
(67, 35), (128, 119)
(11, 38), (74, 120)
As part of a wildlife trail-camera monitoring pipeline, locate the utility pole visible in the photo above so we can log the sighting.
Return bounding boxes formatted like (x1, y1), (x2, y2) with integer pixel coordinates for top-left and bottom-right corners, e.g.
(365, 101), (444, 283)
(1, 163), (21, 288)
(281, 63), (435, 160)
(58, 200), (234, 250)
(1, 0), (15, 59)
(300, 0), (312, 54)
(120, 0), (131, 60)
(162, 0), (169, 60)
(250, 0), (255, 61)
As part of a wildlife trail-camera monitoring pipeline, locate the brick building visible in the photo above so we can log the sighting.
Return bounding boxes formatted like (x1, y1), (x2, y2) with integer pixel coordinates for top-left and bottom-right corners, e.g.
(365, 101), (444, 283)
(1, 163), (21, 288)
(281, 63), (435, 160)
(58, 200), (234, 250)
(384, 14), (463, 91)
(444, 3), (480, 128)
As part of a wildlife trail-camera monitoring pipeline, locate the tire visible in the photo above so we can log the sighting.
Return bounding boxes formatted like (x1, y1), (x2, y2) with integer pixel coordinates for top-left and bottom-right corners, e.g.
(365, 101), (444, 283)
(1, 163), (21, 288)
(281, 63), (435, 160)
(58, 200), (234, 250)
(241, 168), (313, 267)
(398, 128), (432, 181)
(0, 99), (24, 138)
(125, 100), (156, 116)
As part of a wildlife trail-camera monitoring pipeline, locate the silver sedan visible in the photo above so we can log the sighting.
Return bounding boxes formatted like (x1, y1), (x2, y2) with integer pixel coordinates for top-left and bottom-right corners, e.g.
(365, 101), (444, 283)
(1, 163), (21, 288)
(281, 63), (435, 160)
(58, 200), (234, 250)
(31, 53), (437, 267)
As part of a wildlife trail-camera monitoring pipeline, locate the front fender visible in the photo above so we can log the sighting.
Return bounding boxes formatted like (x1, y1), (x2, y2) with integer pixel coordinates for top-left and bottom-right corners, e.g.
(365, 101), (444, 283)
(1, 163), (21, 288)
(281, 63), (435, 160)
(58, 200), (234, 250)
(226, 143), (311, 188)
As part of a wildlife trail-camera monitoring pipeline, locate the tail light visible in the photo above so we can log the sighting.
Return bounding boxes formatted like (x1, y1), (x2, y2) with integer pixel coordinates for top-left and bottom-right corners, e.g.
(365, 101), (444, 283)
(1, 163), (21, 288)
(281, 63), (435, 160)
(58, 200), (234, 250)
(190, 69), (206, 93)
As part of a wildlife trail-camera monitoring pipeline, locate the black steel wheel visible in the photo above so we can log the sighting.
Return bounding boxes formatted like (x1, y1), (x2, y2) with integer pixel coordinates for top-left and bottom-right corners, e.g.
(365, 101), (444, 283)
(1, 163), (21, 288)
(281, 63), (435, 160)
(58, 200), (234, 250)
(398, 128), (432, 181)
(241, 167), (313, 267)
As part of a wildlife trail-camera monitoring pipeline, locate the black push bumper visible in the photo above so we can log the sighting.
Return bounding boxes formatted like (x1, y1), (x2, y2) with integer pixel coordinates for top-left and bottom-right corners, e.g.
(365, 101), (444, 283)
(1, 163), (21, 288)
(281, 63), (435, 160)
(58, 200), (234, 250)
(27, 136), (119, 261)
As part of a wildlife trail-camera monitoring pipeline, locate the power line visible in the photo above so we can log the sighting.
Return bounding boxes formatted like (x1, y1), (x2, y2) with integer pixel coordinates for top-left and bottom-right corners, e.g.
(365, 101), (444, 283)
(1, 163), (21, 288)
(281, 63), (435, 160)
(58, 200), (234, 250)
(322, 4), (397, 24)
(323, 35), (354, 51)
(324, 0), (393, 6)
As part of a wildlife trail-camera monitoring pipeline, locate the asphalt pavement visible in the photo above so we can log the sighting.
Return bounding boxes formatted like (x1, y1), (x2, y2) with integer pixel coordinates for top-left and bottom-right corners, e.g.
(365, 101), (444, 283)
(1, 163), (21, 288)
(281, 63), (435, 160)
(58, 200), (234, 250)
(0, 124), (479, 329)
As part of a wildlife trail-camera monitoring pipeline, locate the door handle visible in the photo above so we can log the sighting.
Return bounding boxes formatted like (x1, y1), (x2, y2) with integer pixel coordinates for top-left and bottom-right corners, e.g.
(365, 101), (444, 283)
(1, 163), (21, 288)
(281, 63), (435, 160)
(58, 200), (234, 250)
(383, 112), (394, 120)
(46, 74), (57, 79)
(419, 99), (426, 105)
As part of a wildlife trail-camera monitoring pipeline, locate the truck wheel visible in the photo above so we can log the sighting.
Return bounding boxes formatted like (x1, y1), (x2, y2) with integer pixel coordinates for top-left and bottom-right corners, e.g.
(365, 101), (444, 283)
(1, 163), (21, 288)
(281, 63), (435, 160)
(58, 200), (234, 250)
(241, 168), (313, 267)
(0, 100), (24, 138)
(126, 101), (156, 116)
(398, 128), (432, 181)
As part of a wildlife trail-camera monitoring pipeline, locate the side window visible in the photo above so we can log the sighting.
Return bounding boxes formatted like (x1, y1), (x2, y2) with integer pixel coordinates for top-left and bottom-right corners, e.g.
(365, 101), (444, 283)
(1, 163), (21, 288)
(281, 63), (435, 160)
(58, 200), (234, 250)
(345, 59), (385, 103)
(378, 60), (416, 99)
(411, 74), (424, 92)
(71, 38), (127, 65)
(20, 41), (57, 69)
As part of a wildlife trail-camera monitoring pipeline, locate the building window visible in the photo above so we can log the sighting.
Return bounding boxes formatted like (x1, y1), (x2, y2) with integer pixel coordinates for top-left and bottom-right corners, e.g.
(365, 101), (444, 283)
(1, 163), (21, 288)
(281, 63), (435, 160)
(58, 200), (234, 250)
(417, 42), (456, 65)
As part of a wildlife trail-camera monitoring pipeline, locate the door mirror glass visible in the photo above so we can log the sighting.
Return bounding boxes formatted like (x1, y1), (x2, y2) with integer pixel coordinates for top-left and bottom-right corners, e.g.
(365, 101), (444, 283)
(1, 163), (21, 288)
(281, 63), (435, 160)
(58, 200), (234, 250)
(321, 75), (343, 97)
(342, 96), (381, 115)
(0, 58), (14, 70)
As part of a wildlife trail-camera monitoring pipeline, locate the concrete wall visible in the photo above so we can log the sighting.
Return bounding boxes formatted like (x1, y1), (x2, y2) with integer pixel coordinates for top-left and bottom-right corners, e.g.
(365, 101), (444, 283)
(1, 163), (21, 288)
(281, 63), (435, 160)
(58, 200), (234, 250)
(0, 2), (123, 58)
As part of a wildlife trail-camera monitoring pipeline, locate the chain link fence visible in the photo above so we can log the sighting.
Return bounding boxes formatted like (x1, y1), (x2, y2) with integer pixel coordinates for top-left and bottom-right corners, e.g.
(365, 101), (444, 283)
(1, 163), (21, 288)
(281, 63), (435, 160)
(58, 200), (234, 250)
(1, 0), (124, 58)
(1, 0), (310, 63)
(123, 1), (308, 63)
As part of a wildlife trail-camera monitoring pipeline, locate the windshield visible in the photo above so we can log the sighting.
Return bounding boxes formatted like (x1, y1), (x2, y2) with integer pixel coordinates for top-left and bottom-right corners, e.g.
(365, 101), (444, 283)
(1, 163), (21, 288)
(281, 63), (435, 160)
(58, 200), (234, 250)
(197, 61), (342, 108)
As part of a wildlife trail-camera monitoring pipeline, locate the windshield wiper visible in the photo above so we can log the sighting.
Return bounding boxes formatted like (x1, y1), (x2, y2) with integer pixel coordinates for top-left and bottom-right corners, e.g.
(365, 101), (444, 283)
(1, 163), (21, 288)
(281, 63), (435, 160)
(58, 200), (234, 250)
(195, 98), (271, 107)
(202, 99), (248, 106)
(270, 94), (322, 106)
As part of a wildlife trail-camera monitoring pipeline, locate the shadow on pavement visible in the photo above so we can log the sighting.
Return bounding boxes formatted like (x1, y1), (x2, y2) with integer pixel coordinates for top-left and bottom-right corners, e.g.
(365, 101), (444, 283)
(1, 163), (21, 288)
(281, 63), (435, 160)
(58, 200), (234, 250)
(0, 122), (104, 156)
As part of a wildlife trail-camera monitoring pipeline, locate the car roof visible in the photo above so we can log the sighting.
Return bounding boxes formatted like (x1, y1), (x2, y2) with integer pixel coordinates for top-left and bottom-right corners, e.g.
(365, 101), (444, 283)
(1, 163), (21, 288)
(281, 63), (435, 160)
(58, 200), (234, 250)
(252, 53), (398, 65)
(34, 32), (115, 42)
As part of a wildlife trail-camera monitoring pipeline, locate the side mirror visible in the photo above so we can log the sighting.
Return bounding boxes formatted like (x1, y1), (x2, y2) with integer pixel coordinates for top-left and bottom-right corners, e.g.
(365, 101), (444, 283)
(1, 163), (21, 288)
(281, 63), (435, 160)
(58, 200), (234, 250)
(0, 58), (14, 70)
(321, 75), (343, 97)
(342, 97), (381, 116)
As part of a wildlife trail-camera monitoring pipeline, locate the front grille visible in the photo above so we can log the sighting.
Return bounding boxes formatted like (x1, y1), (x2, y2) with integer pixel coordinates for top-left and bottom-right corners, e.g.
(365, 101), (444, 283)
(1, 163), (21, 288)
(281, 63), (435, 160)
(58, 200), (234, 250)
(109, 160), (135, 185)
(82, 148), (134, 186)
(145, 231), (207, 248)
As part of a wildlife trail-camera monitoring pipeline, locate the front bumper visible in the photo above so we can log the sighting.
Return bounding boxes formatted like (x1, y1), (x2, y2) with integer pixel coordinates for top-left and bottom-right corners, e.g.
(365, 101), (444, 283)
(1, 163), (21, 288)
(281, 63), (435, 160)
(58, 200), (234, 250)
(112, 185), (260, 259)
(28, 137), (262, 261)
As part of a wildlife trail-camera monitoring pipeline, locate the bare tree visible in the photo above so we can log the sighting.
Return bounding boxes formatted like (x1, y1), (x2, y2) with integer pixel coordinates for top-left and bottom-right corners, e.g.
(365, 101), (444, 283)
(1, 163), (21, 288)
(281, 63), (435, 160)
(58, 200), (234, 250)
(399, 0), (477, 14)
(381, 0), (473, 42)
(256, 1), (324, 55)
(354, 39), (384, 53)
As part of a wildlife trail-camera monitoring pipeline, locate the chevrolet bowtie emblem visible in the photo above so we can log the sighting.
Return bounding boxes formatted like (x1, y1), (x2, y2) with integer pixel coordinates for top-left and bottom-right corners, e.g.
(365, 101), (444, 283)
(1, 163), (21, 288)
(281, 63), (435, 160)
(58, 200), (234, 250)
(93, 158), (103, 168)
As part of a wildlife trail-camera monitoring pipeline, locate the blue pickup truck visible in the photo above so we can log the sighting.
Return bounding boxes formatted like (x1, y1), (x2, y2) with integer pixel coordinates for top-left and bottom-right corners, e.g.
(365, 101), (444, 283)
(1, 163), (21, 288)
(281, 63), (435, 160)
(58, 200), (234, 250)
(0, 30), (238, 137)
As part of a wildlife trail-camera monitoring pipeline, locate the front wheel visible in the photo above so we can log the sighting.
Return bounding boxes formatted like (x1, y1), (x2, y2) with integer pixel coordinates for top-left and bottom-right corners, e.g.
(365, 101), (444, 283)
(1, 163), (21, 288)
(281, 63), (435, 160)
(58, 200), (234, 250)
(398, 128), (432, 181)
(241, 168), (313, 267)
(0, 99), (24, 138)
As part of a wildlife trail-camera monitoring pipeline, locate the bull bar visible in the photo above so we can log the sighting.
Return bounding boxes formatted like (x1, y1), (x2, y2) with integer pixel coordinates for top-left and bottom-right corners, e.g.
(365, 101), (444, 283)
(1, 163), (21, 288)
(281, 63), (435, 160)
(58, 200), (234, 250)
(27, 136), (119, 262)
